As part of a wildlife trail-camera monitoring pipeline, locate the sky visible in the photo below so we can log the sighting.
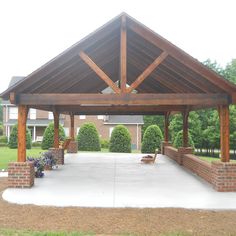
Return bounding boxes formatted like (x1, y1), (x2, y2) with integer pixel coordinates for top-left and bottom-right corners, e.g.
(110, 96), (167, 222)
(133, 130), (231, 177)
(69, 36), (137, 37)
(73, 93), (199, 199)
(0, 0), (235, 93)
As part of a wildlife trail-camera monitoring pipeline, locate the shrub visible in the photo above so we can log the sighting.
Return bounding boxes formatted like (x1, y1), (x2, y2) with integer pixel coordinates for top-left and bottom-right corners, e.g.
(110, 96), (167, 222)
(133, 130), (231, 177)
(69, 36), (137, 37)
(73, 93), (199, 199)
(141, 125), (163, 153)
(100, 139), (109, 149)
(109, 125), (131, 153)
(173, 130), (195, 149)
(0, 124), (3, 136)
(8, 124), (32, 149)
(41, 151), (57, 168)
(41, 123), (65, 150)
(27, 157), (44, 178)
(0, 135), (8, 144)
(32, 142), (42, 147)
(77, 123), (101, 151)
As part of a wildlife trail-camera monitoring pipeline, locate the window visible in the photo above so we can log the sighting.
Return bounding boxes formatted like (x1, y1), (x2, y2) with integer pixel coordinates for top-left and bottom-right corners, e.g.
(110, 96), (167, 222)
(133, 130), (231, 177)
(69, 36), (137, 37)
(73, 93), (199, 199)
(109, 127), (114, 137)
(48, 112), (53, 120)
(97, 115), (104, 120)
(64, 127), (69, 136)
(29, 109), (36, 119)
(79, 115), (86, 119)
(9, 107), (18, 119)
(77, 127), (80, 135)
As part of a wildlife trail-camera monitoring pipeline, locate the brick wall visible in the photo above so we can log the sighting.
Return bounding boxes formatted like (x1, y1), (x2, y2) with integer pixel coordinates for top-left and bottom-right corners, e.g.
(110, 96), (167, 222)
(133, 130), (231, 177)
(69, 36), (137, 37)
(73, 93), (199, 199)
(164, 146), (180, 163)
(8, 162), (34, 188)
(212, 162), (236, 192)
(182, 154), (212, 184)
(67, 141), (78, 153)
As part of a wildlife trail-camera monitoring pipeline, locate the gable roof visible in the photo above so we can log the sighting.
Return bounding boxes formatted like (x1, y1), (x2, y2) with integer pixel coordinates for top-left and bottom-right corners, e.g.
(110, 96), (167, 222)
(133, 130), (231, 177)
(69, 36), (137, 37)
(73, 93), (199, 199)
(1, 13), (236, 115)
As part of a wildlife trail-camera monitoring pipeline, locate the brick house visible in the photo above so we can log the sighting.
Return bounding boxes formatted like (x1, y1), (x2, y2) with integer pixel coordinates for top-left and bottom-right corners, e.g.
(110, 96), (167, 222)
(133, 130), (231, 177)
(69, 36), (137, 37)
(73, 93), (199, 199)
(2, 77), (143, 149)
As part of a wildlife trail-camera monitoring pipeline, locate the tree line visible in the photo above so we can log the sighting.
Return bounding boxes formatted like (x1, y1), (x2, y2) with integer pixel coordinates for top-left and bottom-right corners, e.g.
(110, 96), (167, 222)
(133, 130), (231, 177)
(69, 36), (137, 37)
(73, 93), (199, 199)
(142, 59), (236, 157)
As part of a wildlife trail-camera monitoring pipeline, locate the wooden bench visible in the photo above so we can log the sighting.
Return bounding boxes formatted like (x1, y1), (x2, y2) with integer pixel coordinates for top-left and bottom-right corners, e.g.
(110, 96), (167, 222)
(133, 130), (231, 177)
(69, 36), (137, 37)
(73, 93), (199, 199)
(59, 138), (72, 150)
(141, 149), (158, 164)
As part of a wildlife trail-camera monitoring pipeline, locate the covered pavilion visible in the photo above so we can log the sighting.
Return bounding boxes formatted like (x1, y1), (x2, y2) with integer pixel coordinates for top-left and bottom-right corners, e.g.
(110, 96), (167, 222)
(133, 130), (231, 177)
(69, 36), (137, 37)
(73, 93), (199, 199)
(1, 13), (236, 191)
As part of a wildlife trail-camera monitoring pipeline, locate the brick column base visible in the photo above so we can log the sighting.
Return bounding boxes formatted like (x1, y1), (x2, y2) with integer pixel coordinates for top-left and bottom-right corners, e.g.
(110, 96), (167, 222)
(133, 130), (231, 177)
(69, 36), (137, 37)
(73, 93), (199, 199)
(212, 162), (236, 192)
(8, 162), (34, 188)
(49, 148), (64, 165)
(67, 141), (78, 153)
(161, 141), (172, 154)
(177, 147), (194, 165)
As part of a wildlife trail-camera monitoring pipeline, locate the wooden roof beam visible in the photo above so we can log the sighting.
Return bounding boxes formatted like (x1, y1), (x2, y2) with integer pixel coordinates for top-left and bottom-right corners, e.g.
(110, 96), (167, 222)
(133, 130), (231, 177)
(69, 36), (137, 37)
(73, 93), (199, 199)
(16, 93), (229, 106)
(79, 51), (121, 93)
(127, 51), (168, 93)
(120, 15), (127, 93)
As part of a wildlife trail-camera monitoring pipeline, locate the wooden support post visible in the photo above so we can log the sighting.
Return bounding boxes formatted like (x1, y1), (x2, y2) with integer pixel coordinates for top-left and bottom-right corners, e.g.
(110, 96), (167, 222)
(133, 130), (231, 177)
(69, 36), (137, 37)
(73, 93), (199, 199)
(120, 15), (127, 93)
(17, 105), (28, 162)
(182, 110), (189, 147)
(53, 111), (59, 148)
(219, 105), (230, 162)
(70, 114), (75, 140)
(164, 112), (170, 142)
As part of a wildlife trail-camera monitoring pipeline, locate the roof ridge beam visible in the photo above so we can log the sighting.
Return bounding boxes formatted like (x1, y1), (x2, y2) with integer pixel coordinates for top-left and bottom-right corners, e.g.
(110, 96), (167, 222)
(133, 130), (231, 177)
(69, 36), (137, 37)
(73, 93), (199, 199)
(127, 51), (168, 93)
(79, 51), (121, 93)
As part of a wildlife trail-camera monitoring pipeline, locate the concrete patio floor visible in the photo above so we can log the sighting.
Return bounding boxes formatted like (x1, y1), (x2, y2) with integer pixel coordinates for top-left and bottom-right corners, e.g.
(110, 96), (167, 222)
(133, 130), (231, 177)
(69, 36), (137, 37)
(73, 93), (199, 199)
(3, 152), (236, 209)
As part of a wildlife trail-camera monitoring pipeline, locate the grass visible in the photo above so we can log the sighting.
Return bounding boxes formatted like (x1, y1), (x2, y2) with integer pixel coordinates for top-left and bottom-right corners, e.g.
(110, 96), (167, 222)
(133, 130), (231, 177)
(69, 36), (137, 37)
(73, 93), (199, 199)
(199, 156), (236, 163)
(0, 229), (190, 236)
(0, 147), (44, 170)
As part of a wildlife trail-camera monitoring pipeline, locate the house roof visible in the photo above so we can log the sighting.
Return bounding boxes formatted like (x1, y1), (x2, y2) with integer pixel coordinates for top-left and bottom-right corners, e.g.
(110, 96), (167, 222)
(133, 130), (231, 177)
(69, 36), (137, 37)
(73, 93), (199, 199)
(106, 115), (143, 124)
(1, 12), (236, 115)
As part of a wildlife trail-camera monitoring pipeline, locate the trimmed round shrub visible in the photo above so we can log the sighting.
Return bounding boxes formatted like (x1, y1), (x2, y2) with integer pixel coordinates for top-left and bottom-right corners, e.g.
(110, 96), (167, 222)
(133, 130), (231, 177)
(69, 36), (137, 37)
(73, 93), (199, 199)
(173, 130), (195, 149)
(0, 135), (8, 144)
(8, 124), (32, 149)
(77, 123), (101, 151)
(41, 123), (66, 150)
(109, 125), (131, 153)
(141, 125), (163, 153)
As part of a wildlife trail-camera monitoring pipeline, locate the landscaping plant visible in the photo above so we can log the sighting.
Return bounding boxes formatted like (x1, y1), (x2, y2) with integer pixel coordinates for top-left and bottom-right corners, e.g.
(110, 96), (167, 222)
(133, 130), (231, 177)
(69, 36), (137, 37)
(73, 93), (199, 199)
(41, 151), (57, 169)
(27, 157), (44, 178)
(173, 130), (195, 149)
(41, 123), (65, 149)
(141, 125), (163, 153)
(109, 125), (131, 153)
(9, 124), (32, 149)
(77, 123), (101, 151)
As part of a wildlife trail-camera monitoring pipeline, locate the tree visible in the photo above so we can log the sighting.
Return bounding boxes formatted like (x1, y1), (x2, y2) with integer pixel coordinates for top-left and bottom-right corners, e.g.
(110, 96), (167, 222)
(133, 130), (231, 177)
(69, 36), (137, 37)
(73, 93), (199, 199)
(0, 98), (2, 124)
(173, 130), (195, 149)
(224, 59), (236, 84)
(41, 123), (65, 150)
(141, 125), (163, 153)
(109, 125), (131, 153)
(142, 115), (164, 138)
(8, 124), (32, 149)
(77, 123), (101, 151)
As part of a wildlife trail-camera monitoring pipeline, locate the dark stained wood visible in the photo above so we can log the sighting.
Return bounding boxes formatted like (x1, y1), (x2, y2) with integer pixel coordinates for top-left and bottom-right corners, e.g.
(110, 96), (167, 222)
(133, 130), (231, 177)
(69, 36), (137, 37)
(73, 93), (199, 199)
(10, 92), (17, 104)
(79, 51), (120, 93)
(120, 15), (127, 92)
(17, 105), (28, 162)
(53, 111), (59, 148)
(164, 112), (170, 142)
(127, 51), (168, 93)
(182, 110), (189, 147)
(70, 114), (75, 140)
(219, 105), (230, 162)
(127, 17), (236, 94)
(17, 93), (229, 106)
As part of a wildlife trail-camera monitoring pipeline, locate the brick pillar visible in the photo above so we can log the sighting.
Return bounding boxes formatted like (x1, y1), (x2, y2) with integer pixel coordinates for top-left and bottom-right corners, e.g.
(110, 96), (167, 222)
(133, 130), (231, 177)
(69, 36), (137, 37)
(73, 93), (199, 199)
(161, 141), (172, 155)
(8, 162), (34, 188)
(212, 162), (236, 192)
(49, 148), (64, 165)
(67, 141), (78, 153)
(178, 147), (194, 165)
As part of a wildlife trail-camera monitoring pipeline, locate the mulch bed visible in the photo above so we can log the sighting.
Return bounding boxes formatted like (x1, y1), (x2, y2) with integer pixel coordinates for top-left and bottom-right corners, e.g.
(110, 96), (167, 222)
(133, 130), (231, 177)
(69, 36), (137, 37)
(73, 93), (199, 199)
(0, 178), (236, 235)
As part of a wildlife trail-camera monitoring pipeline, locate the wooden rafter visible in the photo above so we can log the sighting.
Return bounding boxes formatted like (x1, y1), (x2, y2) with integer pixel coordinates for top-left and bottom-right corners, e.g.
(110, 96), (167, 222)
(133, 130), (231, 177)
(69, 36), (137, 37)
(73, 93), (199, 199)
(79, 51), (121, 93)
(16, 93), (229, 106)
(120, 15), (127, 92)
(127, 51), (168, 93)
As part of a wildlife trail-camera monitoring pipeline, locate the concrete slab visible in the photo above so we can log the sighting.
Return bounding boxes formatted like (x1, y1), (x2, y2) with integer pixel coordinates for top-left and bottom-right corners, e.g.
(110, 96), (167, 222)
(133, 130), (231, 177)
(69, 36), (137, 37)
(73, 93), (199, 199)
(2, 153), (236, 209)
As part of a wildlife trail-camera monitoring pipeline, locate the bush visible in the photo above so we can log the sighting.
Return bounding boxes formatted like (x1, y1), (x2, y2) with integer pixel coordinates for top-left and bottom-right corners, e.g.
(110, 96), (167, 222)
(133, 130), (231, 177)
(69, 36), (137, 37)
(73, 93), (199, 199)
(32, 142), (42, 147)
(109, 125), (131, 153)
(8, 124), (32, 149)
(173, 130), (195, 149)
(41, 123), (65, 150)
(0, 135), (8, 144)
(0, 124), (3, 136)
(100, 139), (109, 149)
(27, 157), (44, 178)
(77, 123), (101, 151)
(141, 125), (163, 153)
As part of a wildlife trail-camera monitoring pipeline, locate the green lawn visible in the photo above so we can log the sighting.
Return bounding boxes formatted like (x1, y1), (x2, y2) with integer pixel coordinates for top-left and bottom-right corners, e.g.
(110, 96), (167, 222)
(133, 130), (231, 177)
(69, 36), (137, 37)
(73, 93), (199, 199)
(0, 147), (44, 170)
(199, 156), (236, 163)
